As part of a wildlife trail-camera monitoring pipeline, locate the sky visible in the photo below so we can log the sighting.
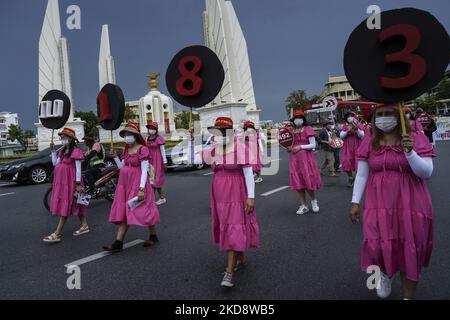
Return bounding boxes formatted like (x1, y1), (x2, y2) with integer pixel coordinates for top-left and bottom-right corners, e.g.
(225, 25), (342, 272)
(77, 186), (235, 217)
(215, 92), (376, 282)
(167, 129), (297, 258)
(0, 0), (449, 130)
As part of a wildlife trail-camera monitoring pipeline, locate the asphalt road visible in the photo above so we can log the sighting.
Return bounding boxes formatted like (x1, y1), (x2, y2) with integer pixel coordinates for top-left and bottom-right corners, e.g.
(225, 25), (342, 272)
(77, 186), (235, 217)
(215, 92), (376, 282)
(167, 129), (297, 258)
(0, 142), (449, 300)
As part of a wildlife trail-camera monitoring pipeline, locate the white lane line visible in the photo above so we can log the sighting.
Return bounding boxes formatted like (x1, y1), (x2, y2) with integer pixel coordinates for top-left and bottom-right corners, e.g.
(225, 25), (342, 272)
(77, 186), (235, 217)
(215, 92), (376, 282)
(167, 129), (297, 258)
(203, 172), (214, 176)
(0, 192), (15, 197)
(269, 158), (281, 163)
(64, 239), (144, 268)
(261, 186), (290, 197)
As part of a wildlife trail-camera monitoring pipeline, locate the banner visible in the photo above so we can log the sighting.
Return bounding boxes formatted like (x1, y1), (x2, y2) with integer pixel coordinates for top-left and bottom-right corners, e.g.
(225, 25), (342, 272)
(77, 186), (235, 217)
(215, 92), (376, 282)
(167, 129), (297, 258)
(433, 117), (450, 141)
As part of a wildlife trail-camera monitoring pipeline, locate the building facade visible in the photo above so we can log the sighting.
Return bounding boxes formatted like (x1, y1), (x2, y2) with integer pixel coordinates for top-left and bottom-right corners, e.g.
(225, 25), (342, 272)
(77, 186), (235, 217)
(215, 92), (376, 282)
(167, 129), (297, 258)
(0, 112), (19, 147)
(36, 0), (84, 150)
(200, 0), (261, 129)
(321, 76), (360, 101)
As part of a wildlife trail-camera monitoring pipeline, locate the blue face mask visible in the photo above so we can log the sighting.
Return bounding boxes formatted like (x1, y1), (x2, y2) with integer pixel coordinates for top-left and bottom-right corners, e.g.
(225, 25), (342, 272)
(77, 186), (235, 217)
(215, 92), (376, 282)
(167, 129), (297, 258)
(294, 118), (304, 127)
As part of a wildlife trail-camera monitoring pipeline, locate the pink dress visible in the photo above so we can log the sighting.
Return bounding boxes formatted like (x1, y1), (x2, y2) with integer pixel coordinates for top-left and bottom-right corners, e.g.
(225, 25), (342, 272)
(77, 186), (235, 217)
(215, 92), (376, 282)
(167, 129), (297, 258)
(252, 132), (263, 173)
(205, 145), (260, 252)
(242, 133), (262, 173)
(146, 135), (166, 188)
(50, 148), (87, 217)
(357, 132), (435, 281)
(341, 124), (365, 172)
(289, 126), (322, 191)
(411, 120), (424, 133)
(109, 146), (160, 227)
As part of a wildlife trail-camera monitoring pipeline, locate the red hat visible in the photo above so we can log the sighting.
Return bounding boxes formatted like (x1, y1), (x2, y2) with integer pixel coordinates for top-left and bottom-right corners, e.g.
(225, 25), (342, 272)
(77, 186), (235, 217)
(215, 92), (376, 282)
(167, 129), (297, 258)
(208, 117), (234, 132)
(243, 120), (255, 129)
(58, 128), (79, 142)
(290, 109), (305, 120)
(146, 121), (159, 130)
(403, 107), (412, 113)
(119, 121), (145, 145)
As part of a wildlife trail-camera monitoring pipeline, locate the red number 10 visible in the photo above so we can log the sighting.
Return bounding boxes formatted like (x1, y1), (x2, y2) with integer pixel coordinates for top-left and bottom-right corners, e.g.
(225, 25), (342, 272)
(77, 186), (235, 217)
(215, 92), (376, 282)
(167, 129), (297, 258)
(379, 24), (427, 89)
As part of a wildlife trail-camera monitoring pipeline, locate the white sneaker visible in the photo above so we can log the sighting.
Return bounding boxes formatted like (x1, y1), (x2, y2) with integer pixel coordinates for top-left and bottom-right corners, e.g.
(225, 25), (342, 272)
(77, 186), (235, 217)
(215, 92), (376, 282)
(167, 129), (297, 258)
(254, 177), (263, 184)
(376, 272), (392, 299)
(296, 205), (309, 215)
(156, 198), (167, 206)
(311, 200), (319, 213)
(221, 272), (234, 287)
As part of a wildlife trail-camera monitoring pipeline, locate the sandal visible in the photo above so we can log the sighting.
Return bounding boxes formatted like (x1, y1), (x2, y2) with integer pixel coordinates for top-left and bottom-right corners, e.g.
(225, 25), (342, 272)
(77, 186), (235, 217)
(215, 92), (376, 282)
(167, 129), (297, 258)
(43, 233), (61, 243)
(73, 225), (90, 236)
(143, 234), (159, 247)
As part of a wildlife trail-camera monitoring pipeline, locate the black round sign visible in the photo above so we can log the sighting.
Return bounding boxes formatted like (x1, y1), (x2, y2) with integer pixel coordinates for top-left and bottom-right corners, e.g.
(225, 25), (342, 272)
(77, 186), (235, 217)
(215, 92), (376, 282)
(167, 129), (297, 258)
(344, 8), (450, 103)
(39, 90), (71, 130)
(166, 45), (225, 108)
(97, 83), (125, 131)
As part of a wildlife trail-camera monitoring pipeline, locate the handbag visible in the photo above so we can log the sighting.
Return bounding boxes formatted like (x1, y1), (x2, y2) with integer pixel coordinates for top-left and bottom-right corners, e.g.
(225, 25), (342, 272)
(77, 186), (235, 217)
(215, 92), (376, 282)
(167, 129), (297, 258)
(330, 134), (344, 149)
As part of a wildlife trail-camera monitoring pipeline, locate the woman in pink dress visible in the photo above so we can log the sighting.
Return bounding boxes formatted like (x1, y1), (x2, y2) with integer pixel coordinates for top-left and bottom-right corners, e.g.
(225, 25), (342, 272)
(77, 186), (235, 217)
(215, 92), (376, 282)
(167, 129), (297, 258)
(103, 122), (160, 252)
(404, 107), (424, 133)
(43, 128), (89, 243)
(287, 110), (322, 215)
(350, 105), (435, 300)
(202, 117), (259, 288)
(243, 120), (264, 183)
(340, 112), (365, 187)
(145, 121), (167, 206)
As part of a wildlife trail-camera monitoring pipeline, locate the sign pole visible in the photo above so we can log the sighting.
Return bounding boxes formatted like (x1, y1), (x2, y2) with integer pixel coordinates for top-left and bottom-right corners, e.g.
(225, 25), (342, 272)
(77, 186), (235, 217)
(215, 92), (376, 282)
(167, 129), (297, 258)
(51, 129), (55, 145)
(110, 130), (114, 151)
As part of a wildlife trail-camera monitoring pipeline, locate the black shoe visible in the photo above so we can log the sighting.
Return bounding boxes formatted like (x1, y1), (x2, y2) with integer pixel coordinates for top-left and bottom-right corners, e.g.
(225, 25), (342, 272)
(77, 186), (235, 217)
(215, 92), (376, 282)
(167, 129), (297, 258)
(103, 240), (123, 253)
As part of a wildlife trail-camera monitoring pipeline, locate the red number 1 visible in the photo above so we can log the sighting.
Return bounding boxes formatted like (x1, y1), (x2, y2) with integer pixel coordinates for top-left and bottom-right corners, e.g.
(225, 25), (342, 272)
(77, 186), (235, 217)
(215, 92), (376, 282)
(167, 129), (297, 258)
(97, 92), (112, 122)
(379, 24), (427, 89)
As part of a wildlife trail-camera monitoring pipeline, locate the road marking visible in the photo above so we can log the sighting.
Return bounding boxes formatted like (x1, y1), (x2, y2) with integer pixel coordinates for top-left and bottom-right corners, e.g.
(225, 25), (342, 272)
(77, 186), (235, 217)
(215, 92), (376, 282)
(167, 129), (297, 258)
(203, 172), (214, 176)
(0, 192), (15, 197)
(261, 186), (290, 197)
(269, 158), (281, 163)
(64, 239), (144, 268)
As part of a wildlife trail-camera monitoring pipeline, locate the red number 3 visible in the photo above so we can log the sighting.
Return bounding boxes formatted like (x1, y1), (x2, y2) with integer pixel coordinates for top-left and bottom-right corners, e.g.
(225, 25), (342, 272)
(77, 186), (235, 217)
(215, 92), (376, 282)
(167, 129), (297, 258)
(176, 56), (204, 96)
(379, 24), (427, 89)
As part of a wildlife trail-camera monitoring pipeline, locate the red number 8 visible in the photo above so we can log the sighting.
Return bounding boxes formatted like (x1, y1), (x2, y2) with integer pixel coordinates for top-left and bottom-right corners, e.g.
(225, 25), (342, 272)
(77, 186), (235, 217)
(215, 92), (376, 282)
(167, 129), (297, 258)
(176, 56), (204, 96)
(379, 24), (427, 89)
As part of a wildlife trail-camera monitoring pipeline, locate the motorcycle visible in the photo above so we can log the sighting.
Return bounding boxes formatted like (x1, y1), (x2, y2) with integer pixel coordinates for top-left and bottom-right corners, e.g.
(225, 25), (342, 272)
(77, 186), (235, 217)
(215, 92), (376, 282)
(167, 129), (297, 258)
(44, 165), (119, 212)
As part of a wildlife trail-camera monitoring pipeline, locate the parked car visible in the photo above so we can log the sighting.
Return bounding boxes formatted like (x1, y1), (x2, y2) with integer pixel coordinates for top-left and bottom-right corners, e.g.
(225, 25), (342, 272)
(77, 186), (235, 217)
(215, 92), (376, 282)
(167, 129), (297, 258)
(0, 143), (115, 185)
(165, 135), (213, 171)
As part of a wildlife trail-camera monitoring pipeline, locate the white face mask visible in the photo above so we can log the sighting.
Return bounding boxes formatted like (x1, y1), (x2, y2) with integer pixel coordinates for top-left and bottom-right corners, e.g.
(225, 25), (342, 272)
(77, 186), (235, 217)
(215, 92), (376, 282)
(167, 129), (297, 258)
(215, 136), (231, 145)
(406, 113), (411, 120)
(246, 128), (255, 135)
(148, 129), (157, 135)
(294, 118), (304, 127)
(347, 117), (355, 124)
(124, 135), (136, 145)
(61, 139), (70, 146)
(375, 116), (398, 133)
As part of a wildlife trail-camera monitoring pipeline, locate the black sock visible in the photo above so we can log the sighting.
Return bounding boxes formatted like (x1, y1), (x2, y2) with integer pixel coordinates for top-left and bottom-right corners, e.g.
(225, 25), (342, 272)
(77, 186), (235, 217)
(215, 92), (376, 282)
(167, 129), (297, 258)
(113, 240), (123, 249)
(149, 234), (158, 242)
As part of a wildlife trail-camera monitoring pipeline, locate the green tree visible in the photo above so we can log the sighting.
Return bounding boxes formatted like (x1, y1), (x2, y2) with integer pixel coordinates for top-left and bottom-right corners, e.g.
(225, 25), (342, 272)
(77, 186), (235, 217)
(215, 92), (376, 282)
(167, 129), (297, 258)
(436, 79), (450, 100)
(175, 111), (200, 129)
(7, 125), (35, 152)
(74, 111), (99, 138)
(414, 96), (439, 115)
(285, 90), (320, 117)
(124, 104), (138, 122)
